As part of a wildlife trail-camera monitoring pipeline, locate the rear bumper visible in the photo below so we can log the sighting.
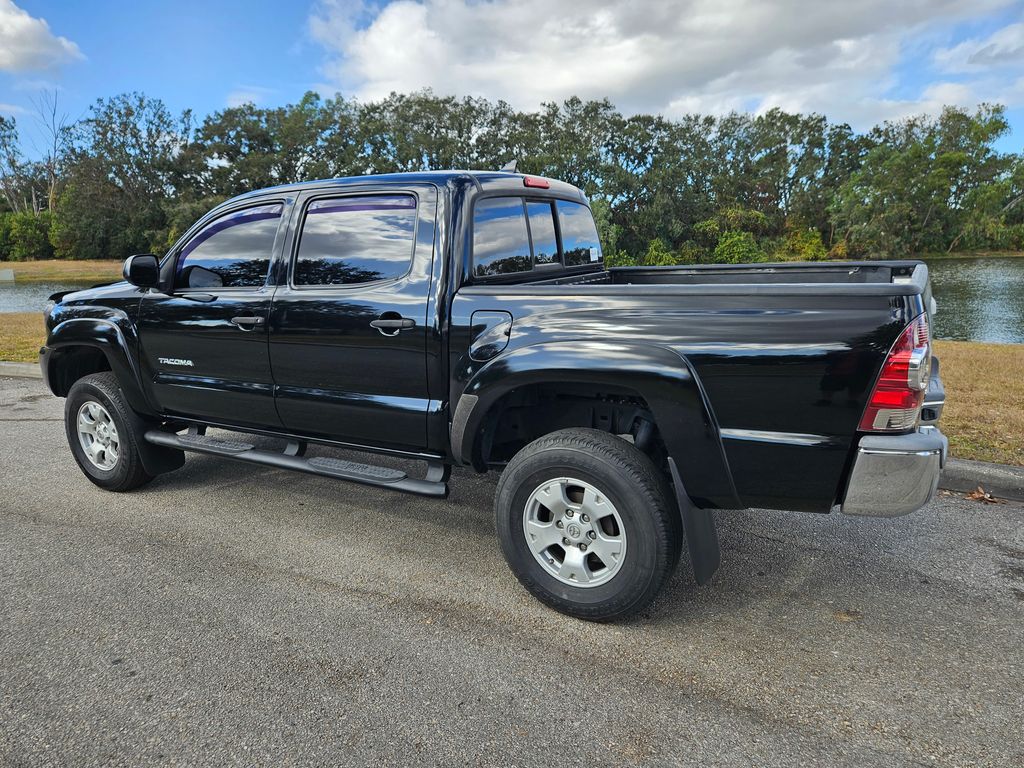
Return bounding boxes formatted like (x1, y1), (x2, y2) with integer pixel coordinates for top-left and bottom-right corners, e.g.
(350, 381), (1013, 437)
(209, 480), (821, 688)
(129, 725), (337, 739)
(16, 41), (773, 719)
(841, 426), (947, 517)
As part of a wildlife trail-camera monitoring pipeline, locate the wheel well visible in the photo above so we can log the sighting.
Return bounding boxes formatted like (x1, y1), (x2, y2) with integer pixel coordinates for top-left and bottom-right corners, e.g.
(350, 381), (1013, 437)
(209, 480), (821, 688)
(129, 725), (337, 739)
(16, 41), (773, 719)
(49, 346), (112, 396)
(475, 383), (666, 470)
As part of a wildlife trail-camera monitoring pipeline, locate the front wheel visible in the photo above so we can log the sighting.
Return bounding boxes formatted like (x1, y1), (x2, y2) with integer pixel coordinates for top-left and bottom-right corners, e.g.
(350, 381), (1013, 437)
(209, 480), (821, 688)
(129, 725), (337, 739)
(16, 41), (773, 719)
(65, 372), (154, 492)
(495, 428), (681, 621)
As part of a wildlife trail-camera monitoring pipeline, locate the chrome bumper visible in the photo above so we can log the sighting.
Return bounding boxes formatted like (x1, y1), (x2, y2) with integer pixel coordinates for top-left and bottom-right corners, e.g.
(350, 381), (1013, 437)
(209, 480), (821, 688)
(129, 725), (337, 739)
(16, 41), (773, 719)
(841, 427), (948, 517)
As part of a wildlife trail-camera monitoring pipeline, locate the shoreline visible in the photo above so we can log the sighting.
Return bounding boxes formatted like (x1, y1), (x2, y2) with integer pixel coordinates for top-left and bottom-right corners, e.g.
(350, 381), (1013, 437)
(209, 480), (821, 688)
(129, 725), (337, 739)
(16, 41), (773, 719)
(918, 250), (1024, 260)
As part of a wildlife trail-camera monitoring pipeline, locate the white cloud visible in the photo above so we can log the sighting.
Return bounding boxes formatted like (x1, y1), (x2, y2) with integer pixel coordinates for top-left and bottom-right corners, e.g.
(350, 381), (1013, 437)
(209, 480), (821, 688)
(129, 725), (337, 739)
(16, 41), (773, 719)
(309, 0), (1020, 128)
(934, 21), (1024, 72)
(0, 0), (82, 73)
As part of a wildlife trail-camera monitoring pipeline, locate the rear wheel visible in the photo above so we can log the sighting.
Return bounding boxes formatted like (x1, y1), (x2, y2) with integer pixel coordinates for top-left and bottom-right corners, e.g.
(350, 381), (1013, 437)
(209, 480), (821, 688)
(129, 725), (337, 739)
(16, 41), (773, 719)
(65, 372), (154, 492)
(495, 428), (681, 621)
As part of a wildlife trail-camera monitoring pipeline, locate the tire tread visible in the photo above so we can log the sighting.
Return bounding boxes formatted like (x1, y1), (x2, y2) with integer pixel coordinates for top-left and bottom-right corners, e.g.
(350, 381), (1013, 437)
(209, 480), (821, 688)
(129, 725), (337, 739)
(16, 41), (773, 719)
(65, 372), (153, 492)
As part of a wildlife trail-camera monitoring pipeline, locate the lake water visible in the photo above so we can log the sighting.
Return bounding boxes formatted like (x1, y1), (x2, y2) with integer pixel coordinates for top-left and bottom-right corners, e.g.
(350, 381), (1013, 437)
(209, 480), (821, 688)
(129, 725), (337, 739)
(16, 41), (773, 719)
(1, 258), (1021, 343)
(924, 257), (1024, 344)
(0, 280), (95, 313)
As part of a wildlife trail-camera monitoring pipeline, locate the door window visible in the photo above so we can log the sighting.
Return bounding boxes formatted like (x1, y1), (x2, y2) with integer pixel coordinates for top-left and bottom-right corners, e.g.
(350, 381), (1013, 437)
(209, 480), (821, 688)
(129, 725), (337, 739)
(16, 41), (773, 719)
(294, 195), (417, 286)
(176, 204), (282, 289)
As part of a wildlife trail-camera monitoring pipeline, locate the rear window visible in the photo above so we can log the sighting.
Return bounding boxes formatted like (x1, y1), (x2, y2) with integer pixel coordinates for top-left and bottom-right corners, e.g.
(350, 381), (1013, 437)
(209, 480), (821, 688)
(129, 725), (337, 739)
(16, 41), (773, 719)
(557, 199), (603, 267)
(472, 196), (600, 279)
(526, 201), (558, 265)
(294, 195), (417, 286)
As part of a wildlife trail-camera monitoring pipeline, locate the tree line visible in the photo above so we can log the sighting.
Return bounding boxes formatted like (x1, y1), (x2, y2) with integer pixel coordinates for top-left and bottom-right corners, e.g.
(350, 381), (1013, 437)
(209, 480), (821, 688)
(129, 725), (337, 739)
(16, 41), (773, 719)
(1, 90), (1022, 265)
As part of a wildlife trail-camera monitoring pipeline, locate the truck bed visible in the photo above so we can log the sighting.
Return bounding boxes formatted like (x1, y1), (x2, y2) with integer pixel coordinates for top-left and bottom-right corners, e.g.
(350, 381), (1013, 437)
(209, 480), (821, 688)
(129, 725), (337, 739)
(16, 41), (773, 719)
(452, 260), (932, 513)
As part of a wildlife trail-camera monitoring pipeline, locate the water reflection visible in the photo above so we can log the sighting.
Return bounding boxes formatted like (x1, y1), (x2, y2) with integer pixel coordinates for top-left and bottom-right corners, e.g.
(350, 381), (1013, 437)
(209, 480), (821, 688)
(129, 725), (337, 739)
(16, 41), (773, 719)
(925, 257), (1024, 344)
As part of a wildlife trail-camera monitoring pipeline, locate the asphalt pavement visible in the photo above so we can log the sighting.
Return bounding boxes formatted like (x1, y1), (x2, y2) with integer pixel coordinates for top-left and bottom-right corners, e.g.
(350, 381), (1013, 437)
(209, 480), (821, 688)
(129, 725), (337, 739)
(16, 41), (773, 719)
(1, 376), (1022, 767)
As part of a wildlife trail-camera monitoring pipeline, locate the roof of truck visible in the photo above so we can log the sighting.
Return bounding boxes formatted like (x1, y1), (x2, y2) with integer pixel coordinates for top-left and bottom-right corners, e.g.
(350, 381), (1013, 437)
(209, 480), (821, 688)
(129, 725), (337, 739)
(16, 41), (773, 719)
(225, 170), (587, 205)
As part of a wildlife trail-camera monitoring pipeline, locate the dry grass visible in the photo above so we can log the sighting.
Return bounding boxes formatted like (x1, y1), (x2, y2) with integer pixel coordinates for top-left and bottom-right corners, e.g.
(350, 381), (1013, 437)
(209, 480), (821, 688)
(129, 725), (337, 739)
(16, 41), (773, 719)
(933, 340), (1024, 467)
(0, 312), (45, 363)
(4, 260), (122, 282)
(0, 313), (1019, 466)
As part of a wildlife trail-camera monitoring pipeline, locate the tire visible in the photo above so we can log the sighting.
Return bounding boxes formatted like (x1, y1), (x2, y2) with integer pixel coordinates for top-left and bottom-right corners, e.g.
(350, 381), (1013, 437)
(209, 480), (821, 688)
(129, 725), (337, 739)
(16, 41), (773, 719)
(495, 428), (682, 621)
(65, 372), (154, 492)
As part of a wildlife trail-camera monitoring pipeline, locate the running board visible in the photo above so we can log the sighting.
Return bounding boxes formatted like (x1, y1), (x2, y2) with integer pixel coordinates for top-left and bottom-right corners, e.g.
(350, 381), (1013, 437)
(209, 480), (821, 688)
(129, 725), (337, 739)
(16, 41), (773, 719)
(144, 430), (449, 497)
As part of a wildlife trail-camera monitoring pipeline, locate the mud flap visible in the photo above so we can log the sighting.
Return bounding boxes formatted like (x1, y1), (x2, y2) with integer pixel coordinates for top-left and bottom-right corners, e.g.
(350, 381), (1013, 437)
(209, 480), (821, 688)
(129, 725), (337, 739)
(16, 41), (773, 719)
(669, 457), (721, 585)
(123, 408), (186, 476)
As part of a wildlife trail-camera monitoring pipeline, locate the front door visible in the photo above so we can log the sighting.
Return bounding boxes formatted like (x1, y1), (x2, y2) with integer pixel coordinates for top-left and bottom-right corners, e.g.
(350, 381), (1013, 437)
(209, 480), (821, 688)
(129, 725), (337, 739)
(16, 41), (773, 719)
(138, 201), (286, 428)
(268, 187), (438, 451)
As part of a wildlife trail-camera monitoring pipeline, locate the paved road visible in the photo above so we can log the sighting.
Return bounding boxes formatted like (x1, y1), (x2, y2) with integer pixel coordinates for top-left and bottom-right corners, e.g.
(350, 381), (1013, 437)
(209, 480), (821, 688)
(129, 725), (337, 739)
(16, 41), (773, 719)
(1, 377), (1022, 767)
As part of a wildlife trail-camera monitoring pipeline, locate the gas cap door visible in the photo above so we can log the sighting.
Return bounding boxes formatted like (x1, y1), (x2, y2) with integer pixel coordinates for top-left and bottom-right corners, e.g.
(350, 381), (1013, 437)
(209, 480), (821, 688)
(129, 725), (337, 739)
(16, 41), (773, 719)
(469, 310), (513, 361)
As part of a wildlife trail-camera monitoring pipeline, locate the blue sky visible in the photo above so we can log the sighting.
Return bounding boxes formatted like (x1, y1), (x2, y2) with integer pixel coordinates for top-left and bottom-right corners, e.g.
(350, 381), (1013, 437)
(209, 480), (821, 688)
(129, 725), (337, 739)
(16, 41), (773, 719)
(2, 0), (1023, 156)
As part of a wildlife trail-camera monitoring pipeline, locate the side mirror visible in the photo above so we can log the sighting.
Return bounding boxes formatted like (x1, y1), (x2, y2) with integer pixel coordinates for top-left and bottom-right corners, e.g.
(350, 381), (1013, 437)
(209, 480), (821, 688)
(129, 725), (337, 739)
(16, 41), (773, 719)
(123, 254), (160, 289)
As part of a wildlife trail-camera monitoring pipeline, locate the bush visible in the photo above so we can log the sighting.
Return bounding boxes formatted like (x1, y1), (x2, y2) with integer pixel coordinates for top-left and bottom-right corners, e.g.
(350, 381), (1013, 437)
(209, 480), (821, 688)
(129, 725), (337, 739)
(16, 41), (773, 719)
(8, 211), (54, 261)
(774, 225), (827, 261)
(639, 238), (678, 266)
(0, 212), (12, 261)
(677, 240), (707, 264)
(718, 205), (769, 235)
(692, 218), (720, 246)
(827, 240), (849, 260)
(1005, 223), (1024, 251)
(713, 230), (766, 263)
(604, 250), (637, 267)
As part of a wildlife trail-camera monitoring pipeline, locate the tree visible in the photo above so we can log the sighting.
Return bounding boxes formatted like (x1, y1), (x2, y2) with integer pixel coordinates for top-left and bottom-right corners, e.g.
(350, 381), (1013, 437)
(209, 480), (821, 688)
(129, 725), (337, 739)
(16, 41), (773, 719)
(0, 87), (1020, 262)
(714, 230), (766, 263)
(51, 93), (194, 260)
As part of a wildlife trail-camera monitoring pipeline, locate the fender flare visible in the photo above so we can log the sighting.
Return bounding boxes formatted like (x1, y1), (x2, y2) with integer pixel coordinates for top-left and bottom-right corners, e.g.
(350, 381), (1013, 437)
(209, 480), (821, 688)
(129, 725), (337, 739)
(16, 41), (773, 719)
(44, 317), (154, 417)
(451, 340), (741, 511)
(43, 317), (185, 476)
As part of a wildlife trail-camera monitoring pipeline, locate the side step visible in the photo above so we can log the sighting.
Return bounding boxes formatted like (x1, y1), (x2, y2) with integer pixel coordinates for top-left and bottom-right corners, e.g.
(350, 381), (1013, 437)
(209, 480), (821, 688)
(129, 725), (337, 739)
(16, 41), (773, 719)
(144, 429), (449, 497)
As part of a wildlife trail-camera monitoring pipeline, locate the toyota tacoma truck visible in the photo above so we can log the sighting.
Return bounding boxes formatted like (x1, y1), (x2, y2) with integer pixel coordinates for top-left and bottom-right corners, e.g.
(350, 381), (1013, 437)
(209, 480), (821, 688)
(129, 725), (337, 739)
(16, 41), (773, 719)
(40, 170), (947, 621)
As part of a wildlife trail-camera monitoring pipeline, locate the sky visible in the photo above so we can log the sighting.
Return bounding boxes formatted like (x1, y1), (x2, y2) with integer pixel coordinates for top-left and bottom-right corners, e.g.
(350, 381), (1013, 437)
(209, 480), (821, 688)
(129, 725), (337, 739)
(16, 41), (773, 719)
(1, 0), (1023, 157)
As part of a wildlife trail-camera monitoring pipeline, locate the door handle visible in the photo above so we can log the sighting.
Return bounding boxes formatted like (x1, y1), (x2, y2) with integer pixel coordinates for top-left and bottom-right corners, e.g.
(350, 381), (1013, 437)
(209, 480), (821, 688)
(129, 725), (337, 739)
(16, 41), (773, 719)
(370, 315), (416, 335)
(230, 316), (265, 330)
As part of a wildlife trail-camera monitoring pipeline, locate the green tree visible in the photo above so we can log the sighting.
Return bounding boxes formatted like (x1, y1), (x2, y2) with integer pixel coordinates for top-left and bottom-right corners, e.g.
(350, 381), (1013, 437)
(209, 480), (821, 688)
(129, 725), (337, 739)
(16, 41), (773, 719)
(8, 209), (54, 260)
(714, 230), (766, 263)
(52, 93), (193, 260)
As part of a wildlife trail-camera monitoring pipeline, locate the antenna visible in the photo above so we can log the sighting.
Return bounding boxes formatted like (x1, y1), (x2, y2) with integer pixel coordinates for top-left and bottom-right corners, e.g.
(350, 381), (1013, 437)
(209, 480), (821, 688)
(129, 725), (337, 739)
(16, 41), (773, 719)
(499, 159), (518, 172)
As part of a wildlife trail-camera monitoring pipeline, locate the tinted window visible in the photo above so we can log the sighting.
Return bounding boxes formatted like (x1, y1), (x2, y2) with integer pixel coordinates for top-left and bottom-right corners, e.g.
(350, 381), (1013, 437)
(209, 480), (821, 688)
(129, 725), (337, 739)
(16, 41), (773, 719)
(473, 198), (531, 277)
(295, 195), (417, 286)
(557, 200), (603, 267)
(526, 201), (559, 265)
(177, 204), (282, 288)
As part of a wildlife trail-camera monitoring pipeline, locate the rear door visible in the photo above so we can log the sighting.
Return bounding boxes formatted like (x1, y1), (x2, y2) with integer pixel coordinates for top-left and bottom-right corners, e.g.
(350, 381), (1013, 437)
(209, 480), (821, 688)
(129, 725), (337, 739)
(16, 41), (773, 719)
(268, 185), (439, 451)
(138, 200), (286, 428)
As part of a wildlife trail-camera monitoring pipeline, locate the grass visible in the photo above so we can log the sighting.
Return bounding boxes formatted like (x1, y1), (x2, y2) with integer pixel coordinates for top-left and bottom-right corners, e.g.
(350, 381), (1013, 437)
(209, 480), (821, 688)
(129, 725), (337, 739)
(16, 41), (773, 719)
(932, 340), (1024, 467)
(0, 313), (1019, 466)
(3, 259), (123, 282)
(0, 312), (44, 363)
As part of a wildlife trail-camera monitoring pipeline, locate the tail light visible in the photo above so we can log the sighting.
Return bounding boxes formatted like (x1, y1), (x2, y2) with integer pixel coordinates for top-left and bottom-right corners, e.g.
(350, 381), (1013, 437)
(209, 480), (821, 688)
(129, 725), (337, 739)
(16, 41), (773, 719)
(859, 313), (931, 432)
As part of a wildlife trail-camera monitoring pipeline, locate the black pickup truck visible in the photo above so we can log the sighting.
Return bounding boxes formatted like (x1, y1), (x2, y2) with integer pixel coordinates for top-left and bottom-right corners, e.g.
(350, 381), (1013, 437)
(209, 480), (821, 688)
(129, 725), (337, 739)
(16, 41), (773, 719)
(41, 170), (947, 620)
